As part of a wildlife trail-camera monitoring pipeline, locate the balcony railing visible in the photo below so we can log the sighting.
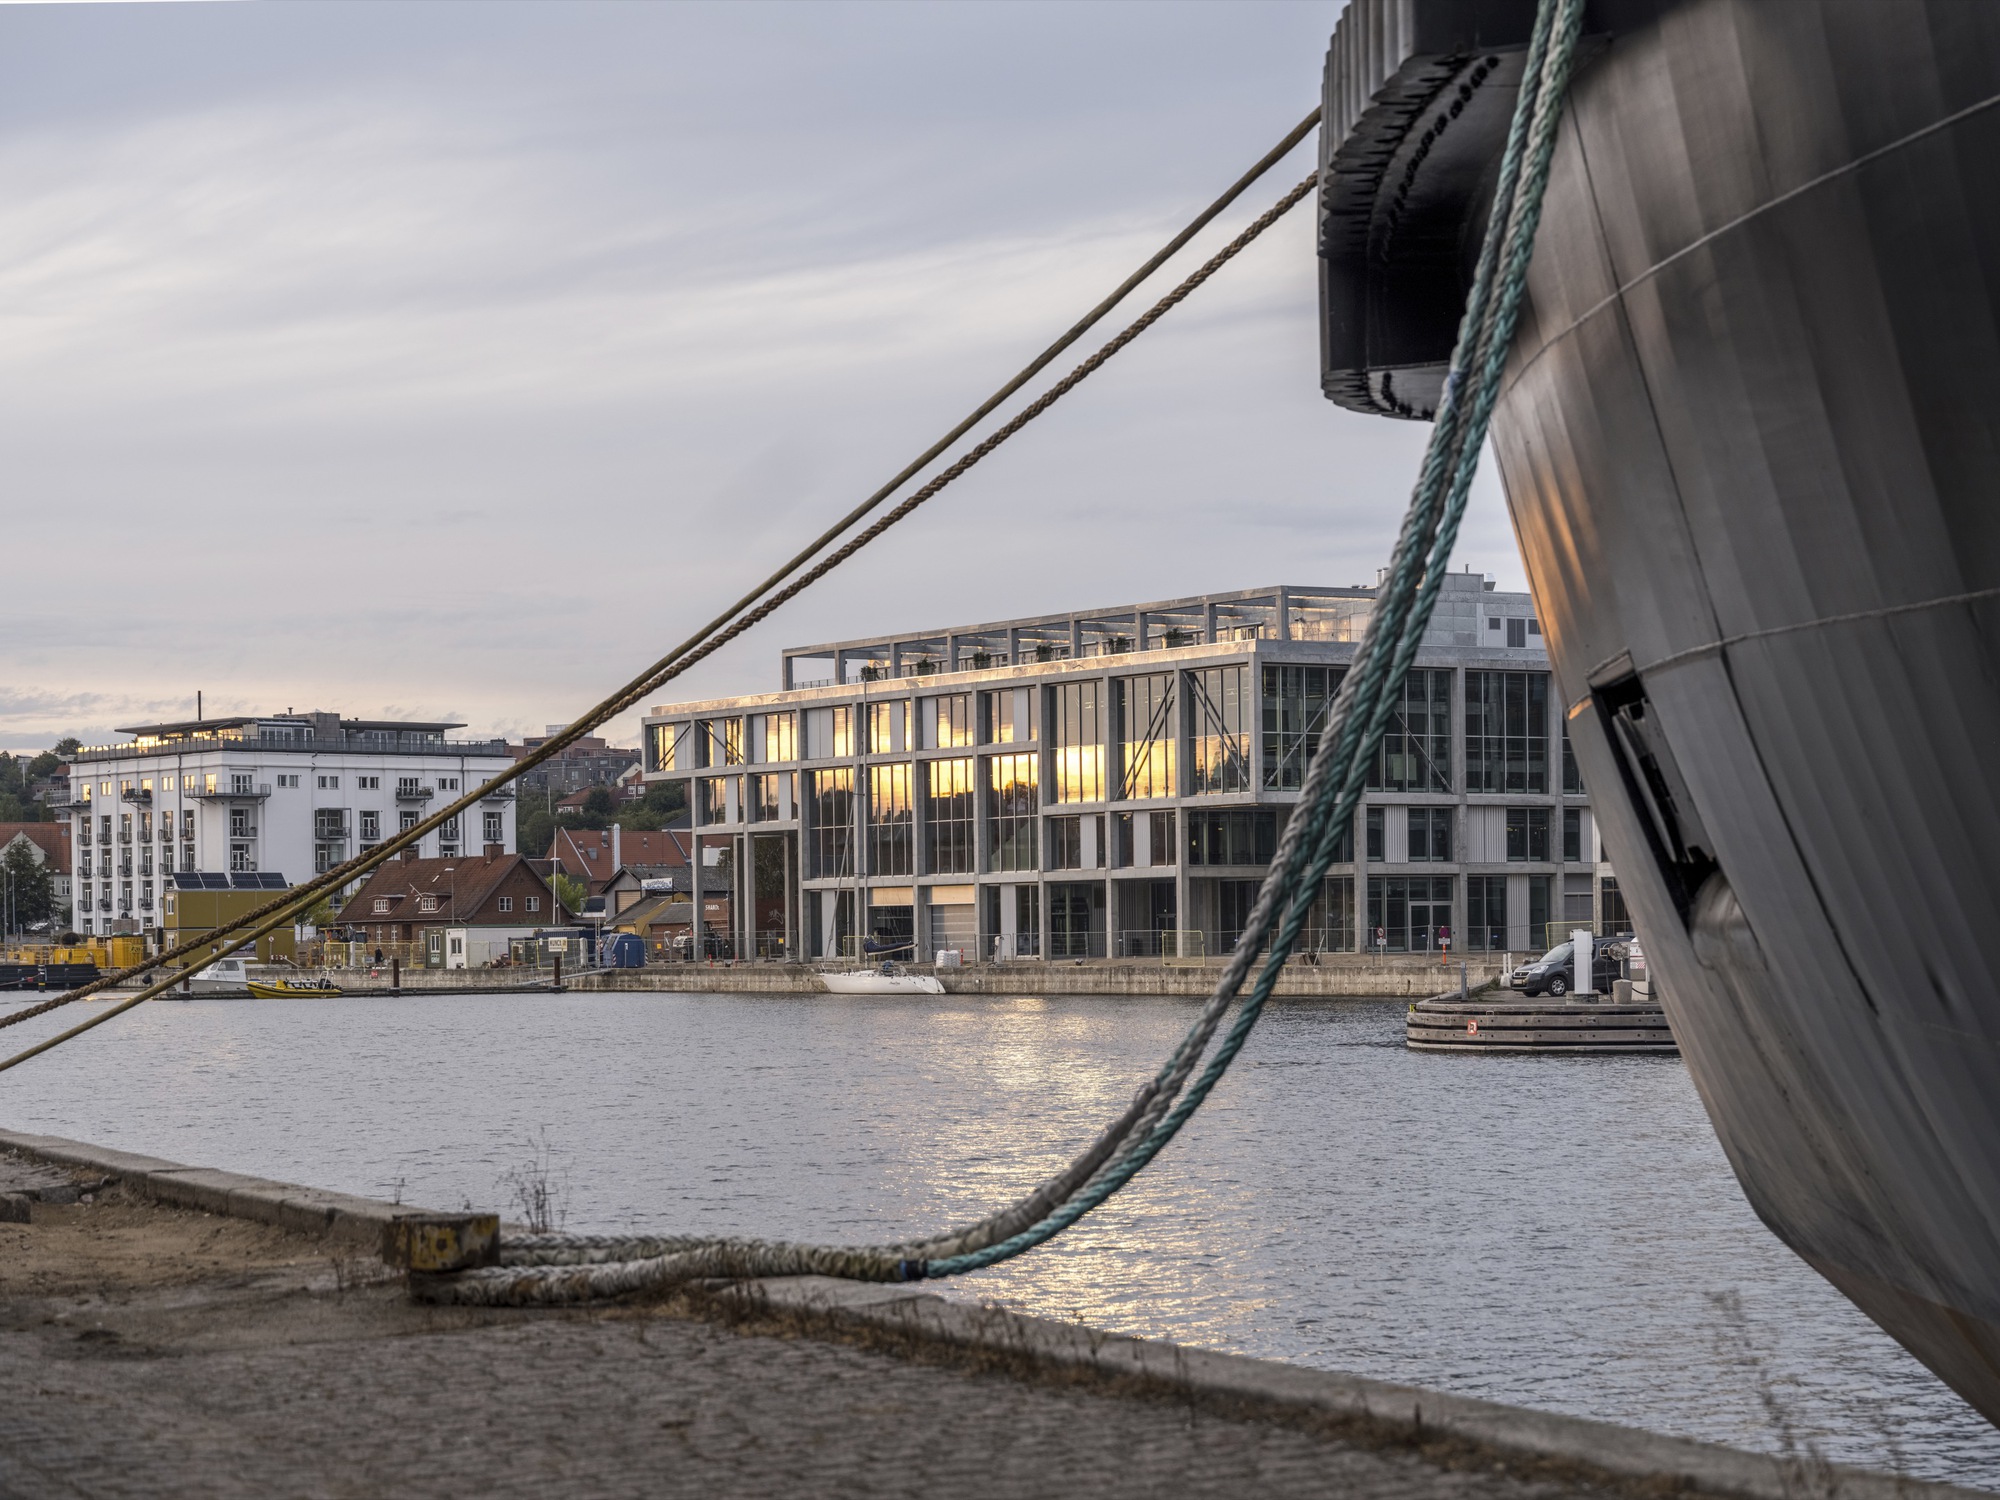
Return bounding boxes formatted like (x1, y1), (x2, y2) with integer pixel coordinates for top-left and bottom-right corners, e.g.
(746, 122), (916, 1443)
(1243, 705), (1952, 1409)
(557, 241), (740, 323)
(120, 788), (152, 806)
(395, 784), (435, 802)
(191, 783), (271, 800)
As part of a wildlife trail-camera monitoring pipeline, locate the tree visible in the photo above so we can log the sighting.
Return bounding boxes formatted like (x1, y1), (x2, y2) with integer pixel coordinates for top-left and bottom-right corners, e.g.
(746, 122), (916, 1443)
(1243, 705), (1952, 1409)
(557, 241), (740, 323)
(551, 873), (588, 917)
(1, 842), (55, 933)
(615, 780), (685, 832)
(515, 790), (557, 858)
(581, 787), (616, 819)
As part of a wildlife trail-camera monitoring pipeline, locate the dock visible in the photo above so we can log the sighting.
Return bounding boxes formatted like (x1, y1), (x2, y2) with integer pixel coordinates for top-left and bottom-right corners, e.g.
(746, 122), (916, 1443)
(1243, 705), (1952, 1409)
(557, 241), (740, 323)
(0, 1130), (1975, 1500)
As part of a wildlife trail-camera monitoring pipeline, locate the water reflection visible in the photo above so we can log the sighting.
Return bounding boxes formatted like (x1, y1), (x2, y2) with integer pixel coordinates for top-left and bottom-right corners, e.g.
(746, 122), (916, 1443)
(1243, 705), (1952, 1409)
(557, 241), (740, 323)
(1, 989), (1995, 1485)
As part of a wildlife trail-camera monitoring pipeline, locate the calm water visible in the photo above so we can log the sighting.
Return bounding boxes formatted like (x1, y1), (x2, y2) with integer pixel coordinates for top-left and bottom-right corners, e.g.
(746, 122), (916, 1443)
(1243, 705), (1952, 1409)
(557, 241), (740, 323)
(3, 989), (1996, 1488)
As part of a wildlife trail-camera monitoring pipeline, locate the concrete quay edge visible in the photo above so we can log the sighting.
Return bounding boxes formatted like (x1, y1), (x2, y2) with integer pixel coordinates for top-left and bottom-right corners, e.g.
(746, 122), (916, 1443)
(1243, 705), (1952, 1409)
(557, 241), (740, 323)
(0, 1127), (441, 1252)
(727, 1277), (1989, 1500)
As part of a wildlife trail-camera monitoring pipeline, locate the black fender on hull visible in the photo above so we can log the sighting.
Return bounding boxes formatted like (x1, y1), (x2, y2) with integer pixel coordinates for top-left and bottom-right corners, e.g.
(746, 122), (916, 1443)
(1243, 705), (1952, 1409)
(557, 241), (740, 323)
(1319, 0), (2000, 1424)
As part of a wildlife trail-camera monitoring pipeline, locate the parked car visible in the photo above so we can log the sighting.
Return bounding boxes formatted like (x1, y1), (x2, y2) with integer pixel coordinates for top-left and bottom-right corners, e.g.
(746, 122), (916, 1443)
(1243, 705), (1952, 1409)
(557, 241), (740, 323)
(1508, 933), (1635, 997)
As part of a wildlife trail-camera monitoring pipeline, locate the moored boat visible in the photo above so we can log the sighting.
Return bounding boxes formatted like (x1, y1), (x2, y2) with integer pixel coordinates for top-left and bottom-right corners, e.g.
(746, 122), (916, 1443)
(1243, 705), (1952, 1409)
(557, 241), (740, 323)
(819, 967), (946, 996)
(245, 978), (345, 999)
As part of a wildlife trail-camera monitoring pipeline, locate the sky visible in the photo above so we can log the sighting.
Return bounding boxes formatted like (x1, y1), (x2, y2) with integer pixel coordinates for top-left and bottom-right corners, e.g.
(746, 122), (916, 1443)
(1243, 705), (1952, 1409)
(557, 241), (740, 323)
(0, 0), (1526, 754)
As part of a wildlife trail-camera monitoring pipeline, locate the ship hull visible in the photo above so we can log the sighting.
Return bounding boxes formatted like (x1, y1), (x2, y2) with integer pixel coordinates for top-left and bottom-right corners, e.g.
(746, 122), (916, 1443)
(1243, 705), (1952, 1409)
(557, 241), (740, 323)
(1317, 0), (2000, 1425)
(1485, 0), (2000, 1421)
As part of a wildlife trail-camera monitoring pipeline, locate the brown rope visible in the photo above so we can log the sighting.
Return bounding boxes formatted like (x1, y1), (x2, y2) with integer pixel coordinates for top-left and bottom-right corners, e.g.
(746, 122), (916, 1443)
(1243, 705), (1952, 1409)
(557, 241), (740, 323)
(0, 169), (1316, 1074)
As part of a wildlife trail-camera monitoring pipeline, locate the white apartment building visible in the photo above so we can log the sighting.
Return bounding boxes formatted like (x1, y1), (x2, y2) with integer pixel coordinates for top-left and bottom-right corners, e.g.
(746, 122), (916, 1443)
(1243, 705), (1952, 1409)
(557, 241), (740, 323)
(63, 712), (516, 936)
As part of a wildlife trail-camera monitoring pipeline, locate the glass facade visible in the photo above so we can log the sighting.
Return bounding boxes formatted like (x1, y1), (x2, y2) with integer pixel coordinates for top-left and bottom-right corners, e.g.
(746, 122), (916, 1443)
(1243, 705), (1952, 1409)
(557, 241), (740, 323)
(926, 694), (974, 749)
(1114, 674), (1175, 800)
(807, 768), (853, 877)
(1186, 665), (1251, 795)
(1368, 669), (1452, 792)
(1407, 806), (1451, 861)
(986, 753), (1038, 871)
(1506, 806), (1550, 861)
(925, 758), (975, 874)
(1561, 724), (1583, 794)
(867, 763), (913, 876)
(1261, 664), (1343, 789)
(1050, 680), (1104, 803)
(1367, 875), (1453, 952)
(763, 711), (797, 764)
(867, 700), (908, 755)
(1466, 670), (1549, 793)
(1467, 874), (1507, 950)
(1185, 809), (1276, 866)
(1046, 815), (1083, 870)
(1306, 875), (1356, 952)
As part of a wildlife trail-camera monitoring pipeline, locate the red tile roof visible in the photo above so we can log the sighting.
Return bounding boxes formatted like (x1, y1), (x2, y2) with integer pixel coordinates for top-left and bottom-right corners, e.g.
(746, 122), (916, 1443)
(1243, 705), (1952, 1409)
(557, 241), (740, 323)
(0, 822), (70, 875)
(552, 828), (690, 891)
(338, 852), (571, 927)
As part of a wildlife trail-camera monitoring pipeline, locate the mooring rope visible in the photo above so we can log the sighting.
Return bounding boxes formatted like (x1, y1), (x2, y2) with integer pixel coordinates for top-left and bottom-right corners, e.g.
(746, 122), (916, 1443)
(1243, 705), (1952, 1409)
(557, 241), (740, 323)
(0, 110), (1323, 1070)
(413, 0), (1586, 1307)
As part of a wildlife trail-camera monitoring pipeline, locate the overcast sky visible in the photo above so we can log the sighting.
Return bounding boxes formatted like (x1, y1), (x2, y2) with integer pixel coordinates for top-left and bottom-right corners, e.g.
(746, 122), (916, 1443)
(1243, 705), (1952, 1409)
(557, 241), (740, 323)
(0, 0), (1525, 753)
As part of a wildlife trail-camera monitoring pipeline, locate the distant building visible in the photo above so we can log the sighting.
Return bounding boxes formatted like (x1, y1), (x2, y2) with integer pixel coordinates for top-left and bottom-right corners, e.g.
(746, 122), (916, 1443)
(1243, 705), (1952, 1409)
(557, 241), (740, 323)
(62, 712), (516, 936)
(551, 826), (690, 896)
(338, 851), (571, 968)
(509, 729), (641, 799)
(642, 579), (1622, 963)
(0, 822), (73, 922)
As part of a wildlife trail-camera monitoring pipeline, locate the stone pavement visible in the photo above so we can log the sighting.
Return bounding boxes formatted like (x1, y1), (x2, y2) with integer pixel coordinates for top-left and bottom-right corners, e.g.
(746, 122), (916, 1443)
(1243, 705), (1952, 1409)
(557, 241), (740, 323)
(0, 1191), (1615, 1500)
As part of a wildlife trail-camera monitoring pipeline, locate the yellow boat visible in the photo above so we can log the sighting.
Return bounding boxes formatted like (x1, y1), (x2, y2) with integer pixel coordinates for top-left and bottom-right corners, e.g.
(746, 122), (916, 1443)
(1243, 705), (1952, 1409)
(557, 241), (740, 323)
(245, 978), (344, 999)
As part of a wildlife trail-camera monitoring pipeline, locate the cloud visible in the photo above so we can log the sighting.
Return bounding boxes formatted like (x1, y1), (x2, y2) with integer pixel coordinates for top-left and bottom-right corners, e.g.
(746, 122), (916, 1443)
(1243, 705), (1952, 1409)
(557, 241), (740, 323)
(0, 1), (1527, 750)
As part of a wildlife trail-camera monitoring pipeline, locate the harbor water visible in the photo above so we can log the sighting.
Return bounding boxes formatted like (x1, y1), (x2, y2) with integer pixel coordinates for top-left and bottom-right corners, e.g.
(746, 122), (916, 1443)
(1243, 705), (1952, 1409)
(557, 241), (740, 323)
(2, 988), (1995, 1487)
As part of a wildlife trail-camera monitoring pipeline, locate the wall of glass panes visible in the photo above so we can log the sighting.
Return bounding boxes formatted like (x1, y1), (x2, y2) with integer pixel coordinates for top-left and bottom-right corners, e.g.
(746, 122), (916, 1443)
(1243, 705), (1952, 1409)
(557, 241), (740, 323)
(924, 693), (974, 749)
(925, 758), (975, 874)
(985, 752), (1038, 871)
(867, 763), (913, 876)
(1260, 664), (1343, 789)
(807, 768), (853, 877)
(1114, 673), (1175, 800)
(1465, 670), (1549, 793)
(1368, 669), (1452, 792)
(1185, 665), (1251, 795)
(1049, 680), (1103, 803)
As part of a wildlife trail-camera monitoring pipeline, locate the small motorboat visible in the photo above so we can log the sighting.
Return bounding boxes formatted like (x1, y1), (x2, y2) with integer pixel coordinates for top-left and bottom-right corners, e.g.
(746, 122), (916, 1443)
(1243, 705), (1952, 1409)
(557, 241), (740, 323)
(166, 956), (252, 998)
(246, 977), (345, 999)
(819, 963), (945, 996)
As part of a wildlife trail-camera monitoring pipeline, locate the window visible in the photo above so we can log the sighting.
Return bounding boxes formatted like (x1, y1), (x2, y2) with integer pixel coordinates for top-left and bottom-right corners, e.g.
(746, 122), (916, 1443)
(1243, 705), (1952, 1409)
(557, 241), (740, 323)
(1507, 617), (1528, 648)
(924, 759), (975, 875)
(1528, 874), (1552, 950)
(314, 808), (347, 840)
(1506, 807), (1550, 862)
(440, 777), (458, 791)
(1367, 669), (1452, 792)
(360, 810), (380, 840)
(1261, 664), (1344, 789)
(229, 845), (253, 873)
(418, 895), (439, 914)
(805, 705), (854, 760)
(228, 808), (252, 837)
(924, 694), (973, 750)
(1113, 812), (1134, 867)
(440, 816), (460, 843)
(807, 768), (855, 878)
(400, 810), (419, 832)
(763, 711), (797, 763)
(1407, 806), (1452, 861)
(1563, 807), (1583, 863)
(985, 752), (1038, 871)
(1185, 809), (1276, 866)
(1148, 810), (1175, 867)
(867, 763), (913, 877)
(650, 721), (693, 773)
(1467, 875), (1508, 950)
(698, 717), (744, 767)
(139, 810), (153, 841)
(1114, 673), (1175, 800)
(1049, 680), (1103, 803)
(484, 810), (504, 844)
(182, 842), (195, 869)
(1366, 875), (1453, 952)
(1185, 665), (1251, 795)
(1602, 876), (1631, 932)
(359, 775), (380, 791)
(866, 700), (908, 755)
(317, 774), (340, 790)
(1047, 815), (1083, 870)
(526, 895), (542, 913)
(1466, 670), (1549, 793)
(181, 810), (194, 839)
(1305, 875), (1356, 951)
(980, 688), (1036, 745)
(1561, 726), (1584, 795)
(498, 896), (513, 914)
(1366, 806), (1384, 862)
(276, 774), (299, 789)
(697, 778), (732, 825)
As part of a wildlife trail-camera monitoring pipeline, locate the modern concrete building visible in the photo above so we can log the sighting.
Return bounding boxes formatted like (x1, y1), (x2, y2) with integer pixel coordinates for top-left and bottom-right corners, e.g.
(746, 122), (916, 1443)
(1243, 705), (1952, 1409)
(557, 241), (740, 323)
(641, 578), (1624, 964)
(61, 712), (516, 936)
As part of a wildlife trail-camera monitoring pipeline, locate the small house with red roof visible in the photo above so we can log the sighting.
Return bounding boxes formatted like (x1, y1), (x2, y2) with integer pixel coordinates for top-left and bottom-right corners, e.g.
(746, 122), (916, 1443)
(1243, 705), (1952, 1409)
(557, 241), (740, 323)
(339, 850), (571, 968)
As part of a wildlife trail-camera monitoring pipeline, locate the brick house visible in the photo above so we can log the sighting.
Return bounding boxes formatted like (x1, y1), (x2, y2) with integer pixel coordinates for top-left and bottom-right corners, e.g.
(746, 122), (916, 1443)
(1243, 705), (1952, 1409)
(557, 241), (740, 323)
(552, 826), (690, 897)
(340, 851), (572, 967)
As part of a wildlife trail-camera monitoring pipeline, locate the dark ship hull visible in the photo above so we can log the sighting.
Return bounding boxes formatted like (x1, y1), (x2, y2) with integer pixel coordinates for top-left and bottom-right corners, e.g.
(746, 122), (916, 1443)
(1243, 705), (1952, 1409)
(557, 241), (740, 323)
(1320, 0), (2000, 1424)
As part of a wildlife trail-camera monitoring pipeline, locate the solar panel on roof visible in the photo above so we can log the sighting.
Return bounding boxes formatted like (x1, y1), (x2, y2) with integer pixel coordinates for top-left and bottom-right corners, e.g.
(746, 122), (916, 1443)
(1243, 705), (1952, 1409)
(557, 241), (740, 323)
(201, 872), (232, 889)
